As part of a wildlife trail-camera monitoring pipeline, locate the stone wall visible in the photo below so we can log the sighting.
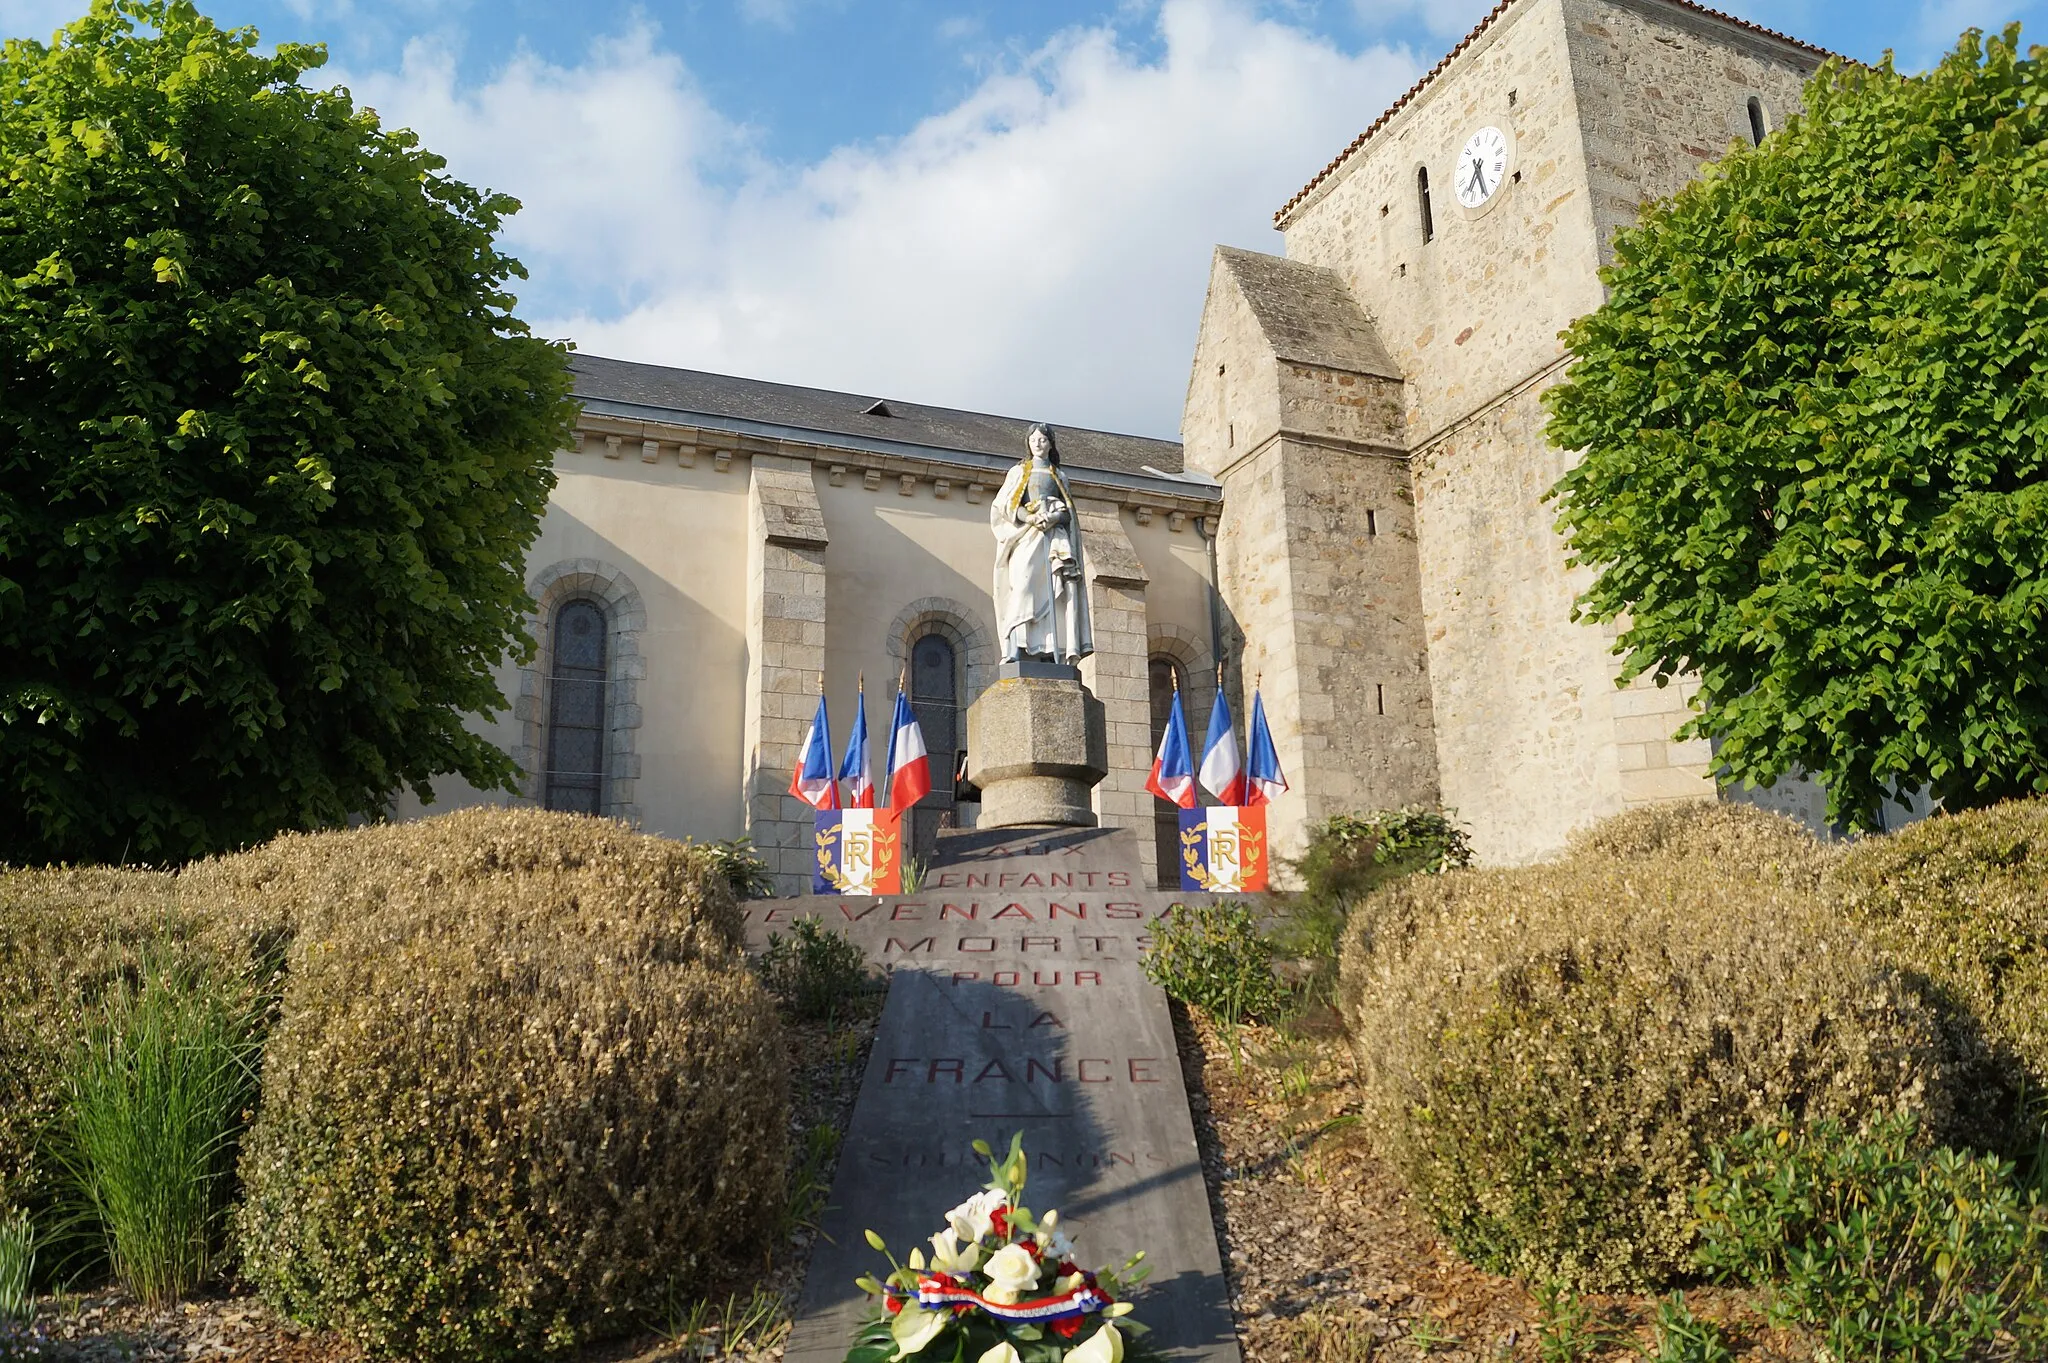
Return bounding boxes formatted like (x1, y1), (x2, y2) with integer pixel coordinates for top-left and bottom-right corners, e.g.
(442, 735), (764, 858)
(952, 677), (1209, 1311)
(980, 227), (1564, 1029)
(1279, 0), (1605, 444)
(745, 454), (832, 894)
(1258, 0), (1821, 861)
(1565, 0), (1821, 266)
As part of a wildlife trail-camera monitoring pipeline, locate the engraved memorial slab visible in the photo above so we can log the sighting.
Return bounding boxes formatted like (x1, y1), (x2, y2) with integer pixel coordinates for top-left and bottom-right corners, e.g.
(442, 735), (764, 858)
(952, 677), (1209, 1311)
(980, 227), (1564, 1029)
(752, 827), (1240, 1363)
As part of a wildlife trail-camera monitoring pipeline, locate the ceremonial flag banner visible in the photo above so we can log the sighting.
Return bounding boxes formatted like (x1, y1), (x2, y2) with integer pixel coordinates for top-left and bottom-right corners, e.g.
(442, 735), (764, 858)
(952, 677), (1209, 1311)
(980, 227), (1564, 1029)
(1177, 807), (1269, 892)
(790, 693), (840, 811)
(840, 683), (874, 809)
(1245, 688), (1289, 807)
(1198, 685), (1246, 806)
(885, 686), (932, 810)
(1145, 687), (1198, 808)
(814, 809), (903, 895)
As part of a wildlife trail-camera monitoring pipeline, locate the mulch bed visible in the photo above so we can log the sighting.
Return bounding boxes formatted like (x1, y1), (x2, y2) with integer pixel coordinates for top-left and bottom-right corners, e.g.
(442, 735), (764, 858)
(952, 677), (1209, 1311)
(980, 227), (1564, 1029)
(1173, 1003), (1816, 1363)
(15, 991), (1827, 1363)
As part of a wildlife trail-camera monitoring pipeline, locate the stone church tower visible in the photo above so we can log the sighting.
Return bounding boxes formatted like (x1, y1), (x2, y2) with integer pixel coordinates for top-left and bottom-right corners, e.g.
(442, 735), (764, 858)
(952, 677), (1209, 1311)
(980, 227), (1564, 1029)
(1184, 0), (1827, 863)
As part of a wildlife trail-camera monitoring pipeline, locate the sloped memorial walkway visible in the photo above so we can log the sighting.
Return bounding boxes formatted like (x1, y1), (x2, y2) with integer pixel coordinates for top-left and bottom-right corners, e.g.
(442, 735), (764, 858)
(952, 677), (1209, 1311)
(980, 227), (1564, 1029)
(744, 825), (1241, 1363)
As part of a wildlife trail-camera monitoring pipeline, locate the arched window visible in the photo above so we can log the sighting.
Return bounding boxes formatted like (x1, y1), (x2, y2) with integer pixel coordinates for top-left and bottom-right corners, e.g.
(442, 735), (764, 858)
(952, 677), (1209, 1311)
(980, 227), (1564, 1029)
(908, 633), (959, 857)
(1417, 164), (1435, 244)
(1747, 97), (1768, 146)
(1148, 656), (1190, 889)
(543, 599), (607, 814)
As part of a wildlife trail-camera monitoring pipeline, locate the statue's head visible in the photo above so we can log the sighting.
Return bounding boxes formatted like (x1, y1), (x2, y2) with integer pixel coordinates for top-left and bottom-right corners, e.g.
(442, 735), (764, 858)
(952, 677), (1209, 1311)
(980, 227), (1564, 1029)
(1026, 423), (1060, 465)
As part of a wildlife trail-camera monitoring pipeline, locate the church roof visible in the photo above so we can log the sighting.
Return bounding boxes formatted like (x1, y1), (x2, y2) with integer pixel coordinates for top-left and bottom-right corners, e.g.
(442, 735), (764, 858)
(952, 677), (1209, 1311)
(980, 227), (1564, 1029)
(1274, 0), (1835, 227)
(569, 354), (1188, 482)
(1215, 246), (1402, 380)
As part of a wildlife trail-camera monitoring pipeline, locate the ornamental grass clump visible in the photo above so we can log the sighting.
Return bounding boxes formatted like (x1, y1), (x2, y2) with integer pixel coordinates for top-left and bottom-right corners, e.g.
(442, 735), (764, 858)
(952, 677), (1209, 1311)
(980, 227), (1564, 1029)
(1338, 808), (1952, 1289)
(0, 867), (208, 1251)
(1823, 798), (2048, 1161)
(227, 808), (788, 1362)
(58, 963), (261, 1307)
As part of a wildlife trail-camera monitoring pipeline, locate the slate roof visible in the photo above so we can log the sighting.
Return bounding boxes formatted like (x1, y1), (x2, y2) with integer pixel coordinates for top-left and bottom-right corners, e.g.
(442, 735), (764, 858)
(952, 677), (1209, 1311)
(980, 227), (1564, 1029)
(570, 353), (1186, 479)
(1274, 0), (1836, 226)
(1216, 247), (1402, 381)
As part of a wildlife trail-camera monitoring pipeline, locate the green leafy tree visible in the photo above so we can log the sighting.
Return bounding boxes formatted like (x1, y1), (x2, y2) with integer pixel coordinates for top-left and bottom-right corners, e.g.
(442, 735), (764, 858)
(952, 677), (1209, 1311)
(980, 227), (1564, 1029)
(1545, 27), (2048, 828)
(0, 1), (574, 863)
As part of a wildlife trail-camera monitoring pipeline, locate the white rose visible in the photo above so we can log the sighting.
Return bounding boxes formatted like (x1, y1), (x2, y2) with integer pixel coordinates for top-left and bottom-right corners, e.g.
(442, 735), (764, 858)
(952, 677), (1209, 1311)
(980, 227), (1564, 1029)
(979, 1242), (1041, 1304)
(1063, 1322), (1124, 1363)
(945, 1188), (1007, 1243)
(928, 1229), (983, 1275)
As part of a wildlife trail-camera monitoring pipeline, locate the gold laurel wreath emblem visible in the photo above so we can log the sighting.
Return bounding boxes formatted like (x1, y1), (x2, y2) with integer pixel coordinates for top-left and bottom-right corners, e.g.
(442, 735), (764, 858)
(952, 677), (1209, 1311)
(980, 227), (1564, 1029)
(815, 826), (850, 892)
(1179, 825), (1220, 892)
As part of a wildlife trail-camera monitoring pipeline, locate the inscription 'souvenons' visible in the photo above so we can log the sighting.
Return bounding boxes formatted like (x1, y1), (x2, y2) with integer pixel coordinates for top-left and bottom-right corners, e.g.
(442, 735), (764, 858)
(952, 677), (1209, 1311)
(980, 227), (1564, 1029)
(863, 1148), (1170, 1172)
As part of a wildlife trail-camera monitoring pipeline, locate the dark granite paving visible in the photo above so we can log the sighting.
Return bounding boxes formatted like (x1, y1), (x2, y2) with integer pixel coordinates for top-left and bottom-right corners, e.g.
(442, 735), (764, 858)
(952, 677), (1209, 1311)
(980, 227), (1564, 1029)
(748, 826), (1241, 1363)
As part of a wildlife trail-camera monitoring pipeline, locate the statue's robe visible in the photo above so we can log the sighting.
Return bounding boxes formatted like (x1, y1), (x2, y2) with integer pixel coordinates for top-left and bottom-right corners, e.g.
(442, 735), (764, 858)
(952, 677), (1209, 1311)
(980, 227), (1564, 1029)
(990, 457), (1093, 663)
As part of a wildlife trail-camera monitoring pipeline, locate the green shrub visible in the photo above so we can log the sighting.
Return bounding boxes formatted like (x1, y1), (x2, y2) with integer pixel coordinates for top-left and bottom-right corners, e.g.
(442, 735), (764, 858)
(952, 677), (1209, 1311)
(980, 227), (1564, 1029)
(57, 964), (259, 1306)
(1338, 831), (1953, 1289)
(1299, 806), (1474, 891)
(1698, 1113), (2048, 1362)
(703, 838), (776, 901)
(1824, 799), (2048, 1159)
(1143, 900), (1290, 1025)
(229, 808), (788, 1361)
(0, 1211), (30, 1324)
(0, 868), (211, 1251)
(1648, 1295), (1732, 1363)
(758, 917), (870, 1021)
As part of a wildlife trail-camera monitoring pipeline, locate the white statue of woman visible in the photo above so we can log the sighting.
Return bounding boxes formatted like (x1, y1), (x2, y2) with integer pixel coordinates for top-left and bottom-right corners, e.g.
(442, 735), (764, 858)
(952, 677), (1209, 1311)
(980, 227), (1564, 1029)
(991, 423), (1093, 664)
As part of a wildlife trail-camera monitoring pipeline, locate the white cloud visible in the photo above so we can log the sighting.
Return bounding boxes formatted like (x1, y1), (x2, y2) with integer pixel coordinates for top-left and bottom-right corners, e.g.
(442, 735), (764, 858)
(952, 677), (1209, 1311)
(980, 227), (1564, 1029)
(335, 0), (1420, 438)
(0, 1), (89, 42)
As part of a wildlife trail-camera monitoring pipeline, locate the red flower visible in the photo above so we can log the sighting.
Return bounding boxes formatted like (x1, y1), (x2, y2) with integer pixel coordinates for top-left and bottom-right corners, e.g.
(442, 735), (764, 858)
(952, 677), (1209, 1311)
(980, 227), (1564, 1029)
(952, 1304), (973, 1316)
(1051, 1317), (1084, 1338)
(990, 1208), (1010, 1239)
(1058, 1260), (1079, 1277)
(885, 1296), (904, 1315)
(1021, 1239), (1043, 1260)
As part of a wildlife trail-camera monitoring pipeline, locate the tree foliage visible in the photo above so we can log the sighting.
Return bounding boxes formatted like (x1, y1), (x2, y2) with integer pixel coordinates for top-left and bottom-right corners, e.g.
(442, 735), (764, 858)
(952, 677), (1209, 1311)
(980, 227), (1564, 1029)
(1545, 28), (2048, 828)
(0, 1), (574, 863)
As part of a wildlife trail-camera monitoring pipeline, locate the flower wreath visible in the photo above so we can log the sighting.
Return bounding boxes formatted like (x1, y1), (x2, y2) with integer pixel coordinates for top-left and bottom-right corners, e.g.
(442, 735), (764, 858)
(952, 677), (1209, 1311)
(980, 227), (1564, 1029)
(845, 1134), (1155, 1363)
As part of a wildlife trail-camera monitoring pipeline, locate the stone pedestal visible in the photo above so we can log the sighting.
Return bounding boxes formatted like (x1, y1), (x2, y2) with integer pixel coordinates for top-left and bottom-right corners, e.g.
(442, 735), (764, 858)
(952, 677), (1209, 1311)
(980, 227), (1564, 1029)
(965, 669), (1108, 827)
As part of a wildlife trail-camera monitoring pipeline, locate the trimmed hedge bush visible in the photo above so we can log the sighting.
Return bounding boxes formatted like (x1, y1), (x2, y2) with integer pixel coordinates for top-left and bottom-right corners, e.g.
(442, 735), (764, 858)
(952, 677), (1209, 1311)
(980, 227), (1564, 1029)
(224, 809), (788, 1361)
(1825, 799), (2048, 1158)
(0, 868), (198, 1235)
(1563, 800), (1833, 888)
(1338, 808), (1952, 1289)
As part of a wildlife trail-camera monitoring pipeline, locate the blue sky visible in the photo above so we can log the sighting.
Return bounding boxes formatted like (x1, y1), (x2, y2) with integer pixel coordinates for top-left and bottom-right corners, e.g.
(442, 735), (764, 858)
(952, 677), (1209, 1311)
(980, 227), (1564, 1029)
(0, 0), (2039, 435)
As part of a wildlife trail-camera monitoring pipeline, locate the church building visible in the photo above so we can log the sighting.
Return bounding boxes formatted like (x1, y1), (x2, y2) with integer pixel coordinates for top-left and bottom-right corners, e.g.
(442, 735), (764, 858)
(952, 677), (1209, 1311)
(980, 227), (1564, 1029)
(403, 0), (1837, 893)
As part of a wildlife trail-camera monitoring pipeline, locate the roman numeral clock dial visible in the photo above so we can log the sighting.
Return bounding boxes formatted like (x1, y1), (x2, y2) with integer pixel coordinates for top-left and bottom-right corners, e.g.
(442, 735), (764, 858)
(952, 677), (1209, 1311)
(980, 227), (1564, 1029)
(1455, 126), (1511, 209)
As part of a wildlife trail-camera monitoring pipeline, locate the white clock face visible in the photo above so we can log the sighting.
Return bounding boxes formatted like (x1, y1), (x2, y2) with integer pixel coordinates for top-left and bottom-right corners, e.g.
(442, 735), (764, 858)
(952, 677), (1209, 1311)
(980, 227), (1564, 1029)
(1454, 126), (1511, 209)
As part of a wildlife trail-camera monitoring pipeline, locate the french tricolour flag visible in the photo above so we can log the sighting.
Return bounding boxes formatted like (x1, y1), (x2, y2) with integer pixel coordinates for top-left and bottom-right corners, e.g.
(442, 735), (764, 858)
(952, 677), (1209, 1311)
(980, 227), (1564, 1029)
(789, 692), (840, 811)
(1245, 687), (1289, 807)
(839, 682), (874, 808)
(1146, 687), (1198, 809)
(1199, 686), (1247, 807)
(884, 686), (932, 810)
